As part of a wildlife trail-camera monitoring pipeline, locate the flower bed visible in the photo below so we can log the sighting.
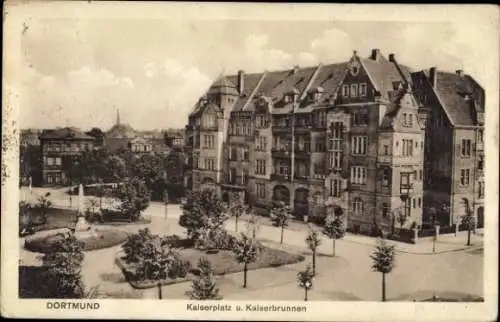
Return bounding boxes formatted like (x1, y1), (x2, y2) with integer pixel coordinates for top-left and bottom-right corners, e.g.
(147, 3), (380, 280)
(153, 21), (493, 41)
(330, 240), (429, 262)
(24, 228), (129, 253)
(117, 236), (305, 289)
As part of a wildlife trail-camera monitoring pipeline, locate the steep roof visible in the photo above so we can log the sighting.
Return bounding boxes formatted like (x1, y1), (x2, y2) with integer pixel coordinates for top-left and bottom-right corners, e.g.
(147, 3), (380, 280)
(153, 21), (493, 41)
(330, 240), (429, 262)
(434, 71), (479, 126)
(106, 123), (137, 139)
(361, 54), (410, 102)
(39, 127), (94, 140)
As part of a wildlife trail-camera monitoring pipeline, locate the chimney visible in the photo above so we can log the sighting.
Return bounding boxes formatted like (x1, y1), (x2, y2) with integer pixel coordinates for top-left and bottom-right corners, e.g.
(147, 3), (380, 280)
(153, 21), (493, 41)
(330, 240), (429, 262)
(456, 69), (464, 78)
(237, 70), (245, 94)
(388, 53), (395, 62)
(429, 67), (437, 89)
(370, 49), (380, 60)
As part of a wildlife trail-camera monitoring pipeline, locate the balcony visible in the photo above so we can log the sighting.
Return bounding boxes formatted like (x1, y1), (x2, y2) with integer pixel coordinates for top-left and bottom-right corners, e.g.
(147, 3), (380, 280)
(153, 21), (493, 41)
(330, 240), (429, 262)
(311, 173), (326, 181)
(377, 155), (393, 164)
(272, 126), (291, 133)
(271, 149), (291, 159)
(294, 175), (310, 183)
(294, 149), (311, 159)
(294, 125), (313, 133)
(270, 174), (291, 182)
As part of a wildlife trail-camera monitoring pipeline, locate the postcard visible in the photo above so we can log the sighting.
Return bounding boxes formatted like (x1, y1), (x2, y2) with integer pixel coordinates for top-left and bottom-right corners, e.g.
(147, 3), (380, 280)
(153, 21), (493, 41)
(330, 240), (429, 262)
(2, 1), (498, 321)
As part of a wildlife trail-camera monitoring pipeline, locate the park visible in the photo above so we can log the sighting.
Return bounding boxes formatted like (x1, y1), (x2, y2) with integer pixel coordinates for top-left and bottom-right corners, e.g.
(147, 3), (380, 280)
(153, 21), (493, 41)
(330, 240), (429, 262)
(18, 183), (484, 302)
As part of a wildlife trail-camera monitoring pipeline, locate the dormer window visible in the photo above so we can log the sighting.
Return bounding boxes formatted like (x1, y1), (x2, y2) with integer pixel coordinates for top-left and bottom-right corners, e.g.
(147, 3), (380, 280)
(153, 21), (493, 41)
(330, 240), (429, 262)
(284, 95), (291, 104)
(350, 84), (358, 97)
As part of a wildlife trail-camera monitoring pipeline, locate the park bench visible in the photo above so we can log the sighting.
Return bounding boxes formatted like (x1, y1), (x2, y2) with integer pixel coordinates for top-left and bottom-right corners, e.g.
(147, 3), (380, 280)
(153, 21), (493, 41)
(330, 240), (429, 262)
(100, 211), (132, 223)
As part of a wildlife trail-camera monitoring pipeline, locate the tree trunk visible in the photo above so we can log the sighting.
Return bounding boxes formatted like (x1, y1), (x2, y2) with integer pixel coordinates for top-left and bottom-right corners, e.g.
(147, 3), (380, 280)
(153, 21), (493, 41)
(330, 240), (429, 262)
(312, 250), (316, 275)
(280, 226), (284, 244)
(467, 228), (471, 246)
(332, 238), (336, 257)
(304, 288), (308, 301)
(158, 282), (162, 299)
(235, 217), (238, 233)
(381, 272), (386, 302)
(243, 263), (248, 288)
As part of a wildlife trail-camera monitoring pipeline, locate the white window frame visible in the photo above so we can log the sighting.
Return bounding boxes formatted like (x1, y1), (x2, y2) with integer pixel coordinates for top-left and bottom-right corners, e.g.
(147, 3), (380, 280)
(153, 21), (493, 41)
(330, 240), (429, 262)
(351, 136), (368, 155)
(359, 83), (368, 97)
(350, 166), (367, 185)
(342, 85), (349, 97)
(350, 84), (358, 97)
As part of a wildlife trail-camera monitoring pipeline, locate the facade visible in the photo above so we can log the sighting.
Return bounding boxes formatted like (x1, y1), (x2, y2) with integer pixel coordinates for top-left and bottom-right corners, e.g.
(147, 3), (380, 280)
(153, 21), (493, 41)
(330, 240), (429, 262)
(184, 49), (485, 232)
(20, 129), (43, 186)
(39, 127), (95, 186)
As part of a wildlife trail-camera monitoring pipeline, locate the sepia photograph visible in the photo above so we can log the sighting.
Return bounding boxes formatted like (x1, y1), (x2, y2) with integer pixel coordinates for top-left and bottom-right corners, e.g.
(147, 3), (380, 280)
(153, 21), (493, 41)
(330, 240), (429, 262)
(2, 2), (498, 321)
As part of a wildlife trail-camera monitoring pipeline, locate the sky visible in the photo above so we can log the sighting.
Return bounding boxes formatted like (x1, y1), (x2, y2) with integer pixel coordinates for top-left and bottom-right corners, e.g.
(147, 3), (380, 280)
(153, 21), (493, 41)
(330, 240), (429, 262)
(19, 10), (494, 131)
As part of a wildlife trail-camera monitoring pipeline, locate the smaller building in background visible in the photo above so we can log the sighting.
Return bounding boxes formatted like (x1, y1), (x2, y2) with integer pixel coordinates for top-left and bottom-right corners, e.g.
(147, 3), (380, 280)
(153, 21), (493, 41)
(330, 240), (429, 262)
(129, 137), (153, 154)
(39, 127), (95, 186)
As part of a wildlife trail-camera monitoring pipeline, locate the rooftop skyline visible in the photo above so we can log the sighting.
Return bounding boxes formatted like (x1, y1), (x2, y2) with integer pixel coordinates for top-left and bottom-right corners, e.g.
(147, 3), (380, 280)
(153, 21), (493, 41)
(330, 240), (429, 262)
(19, 4), (495, 131)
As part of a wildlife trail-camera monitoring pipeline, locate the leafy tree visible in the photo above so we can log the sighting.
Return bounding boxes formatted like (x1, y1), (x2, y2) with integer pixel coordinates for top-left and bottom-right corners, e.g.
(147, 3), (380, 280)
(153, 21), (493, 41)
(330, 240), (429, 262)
(322, 206), (345, 257)
(270, 201), (293, 244)
(42, 231), (85, 298)
(84, 127), (105, 146)
(189, 257), (221, 300)
(34, 192), (52, 223)
(245, 209), (261, 239)
(122, 228), (155, 263)
(116, 177), (150, 221)
(394, 207), (408, 232)
(228, 194), (247, 233)
(179, 189), (228, 246)
(134, 236), (180, 299)
(232, 234), (259, 288)
(370, 238), (396, 302)
(305, 227), (322, 275)
(19, 201), (34, 235)
(460, 200), (475, 246)
(297, 264), (314, 301)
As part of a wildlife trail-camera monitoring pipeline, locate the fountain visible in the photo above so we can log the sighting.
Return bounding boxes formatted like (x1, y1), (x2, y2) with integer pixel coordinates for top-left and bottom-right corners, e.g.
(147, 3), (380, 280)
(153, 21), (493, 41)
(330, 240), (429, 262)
(74, 184), (94, 238)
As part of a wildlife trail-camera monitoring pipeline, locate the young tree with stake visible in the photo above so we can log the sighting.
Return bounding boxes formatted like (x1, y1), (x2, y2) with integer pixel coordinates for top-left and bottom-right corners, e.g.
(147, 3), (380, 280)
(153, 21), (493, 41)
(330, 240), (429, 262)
(305, 227), (322, 275)
(232, 234), (259, 288)
(228, 194), (247, 233)
(461, 199), (475, 246)
(370, 238), (396, 302)
(322, 206), (345, 257)
(297, 264), (314, 301)
(270, 201), (293, 244)
(189, 257), (221, 300)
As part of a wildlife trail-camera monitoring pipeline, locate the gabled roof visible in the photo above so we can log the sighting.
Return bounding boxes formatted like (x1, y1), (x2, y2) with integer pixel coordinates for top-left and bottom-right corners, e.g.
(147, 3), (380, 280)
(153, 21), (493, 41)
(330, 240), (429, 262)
(39, 127), (94, 140)
(361, 54), (411, 102)
(206, 77), (239, 96)
(434, 71), (481, 126)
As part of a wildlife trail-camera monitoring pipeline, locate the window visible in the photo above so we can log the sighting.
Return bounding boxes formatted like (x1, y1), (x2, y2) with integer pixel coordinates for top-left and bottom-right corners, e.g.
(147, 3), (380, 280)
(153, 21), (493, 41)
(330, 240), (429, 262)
(408, 114), (413, 126)
(317, 111), (327, 128)
(478, 182), (484, 198)
(350, 84), (358, 97)
(242, 169), (249, 184)
(330, 179), (342, 197)
(350, 166), (367, 185)
(204, 158), (216, 171)
(314, 193), (324, 205)
(382, 203), (390, 218)
(278, 162), (289, 176)
(403, 113), (407, 126)
(329, 151), (342, 169)
(400, 172), (410, 188)
(256, 115), (267, 128)
(256, 160), (266, 175)
(402, 139), (414, 157)
(47, 174), (53, 184)
(478, 129), (484, 143)
(381, 168), (390, 186)
(55, 157), (62, 166)
(352, 198), (363, 214)
(255, 136), (267, 151)
(314, 162), (325, 175)
(229, 168), (237, 183)
(359, 83), (368, 97)
(315, 138), (326, 152)
(460, 169), (470, 186)
(342, 85), (349, 97)
(351, 136), (368, 155)
(413, 198), (416, 209)
(461, 139), (471, 157)
(478, 156), (484, 170)
(256, 182), (266, 198)
(202, 114), (216, 128)
(419, 170), (423, 181)
(352, 112), (369, 126)
(383, 145), (389, 155)
(230, 147), (237, 161)
(203, 135), (215, 149)
(418, 197), (422, 208)
(242, 147), (249, 161)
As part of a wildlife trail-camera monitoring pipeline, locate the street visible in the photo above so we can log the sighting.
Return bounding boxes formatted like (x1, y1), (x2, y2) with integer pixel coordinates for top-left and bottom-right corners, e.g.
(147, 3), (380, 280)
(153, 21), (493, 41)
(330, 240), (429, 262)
(20, 187), (484, 301)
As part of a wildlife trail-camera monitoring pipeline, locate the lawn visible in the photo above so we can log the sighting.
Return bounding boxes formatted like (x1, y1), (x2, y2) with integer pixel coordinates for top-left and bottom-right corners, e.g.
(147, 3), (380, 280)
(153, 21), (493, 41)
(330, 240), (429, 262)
(116, 238), (305, 289)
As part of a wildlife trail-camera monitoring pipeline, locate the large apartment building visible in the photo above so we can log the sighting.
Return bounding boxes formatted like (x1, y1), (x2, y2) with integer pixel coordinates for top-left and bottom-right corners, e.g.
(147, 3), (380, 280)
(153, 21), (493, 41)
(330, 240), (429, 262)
(184, 49), (485, 233)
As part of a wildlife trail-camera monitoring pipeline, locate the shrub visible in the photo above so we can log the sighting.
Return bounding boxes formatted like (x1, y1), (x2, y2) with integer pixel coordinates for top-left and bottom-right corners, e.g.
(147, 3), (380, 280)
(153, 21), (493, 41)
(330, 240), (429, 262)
(122, 228), (155, 263)
(168, 259), (192, 279)
(162, 235), (194, 249)
(212, 229), (237, 250)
